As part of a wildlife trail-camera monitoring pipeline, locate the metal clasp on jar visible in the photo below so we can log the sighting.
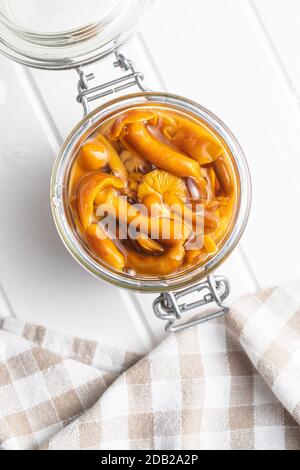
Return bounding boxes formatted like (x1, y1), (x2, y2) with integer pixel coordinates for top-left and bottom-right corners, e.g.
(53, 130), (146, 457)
(153, 274), (230, 332)
(76, 52), (149, 116)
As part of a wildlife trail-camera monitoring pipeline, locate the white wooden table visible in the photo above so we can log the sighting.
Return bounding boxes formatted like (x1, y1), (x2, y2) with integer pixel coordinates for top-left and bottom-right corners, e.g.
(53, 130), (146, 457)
(1, 0), (300, 355)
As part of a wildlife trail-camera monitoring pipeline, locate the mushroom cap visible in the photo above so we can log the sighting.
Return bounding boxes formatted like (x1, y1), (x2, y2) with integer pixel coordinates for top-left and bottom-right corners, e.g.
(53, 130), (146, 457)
(138, 169), (188, 203)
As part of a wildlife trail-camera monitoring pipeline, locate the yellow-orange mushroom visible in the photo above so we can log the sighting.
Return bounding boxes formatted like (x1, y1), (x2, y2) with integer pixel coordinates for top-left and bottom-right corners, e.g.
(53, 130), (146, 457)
(160, 112), (223, 165)
(76, 174), (124, 229)
(126, 123), (206, 184)
(109, 109), (158, 140)
(125, 245), (185, 276)
(86, 224), (125, 271)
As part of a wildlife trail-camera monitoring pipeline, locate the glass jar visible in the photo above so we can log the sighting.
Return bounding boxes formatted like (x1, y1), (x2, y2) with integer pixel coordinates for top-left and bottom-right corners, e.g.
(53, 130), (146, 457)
(0, 0), (251, 331)
(51, 92), (251, 291)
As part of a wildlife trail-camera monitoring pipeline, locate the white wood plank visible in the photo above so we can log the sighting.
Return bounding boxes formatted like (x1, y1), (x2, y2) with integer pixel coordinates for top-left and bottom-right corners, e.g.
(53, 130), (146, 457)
(140, 0), (300, 287)
(252, 0), (300, 103)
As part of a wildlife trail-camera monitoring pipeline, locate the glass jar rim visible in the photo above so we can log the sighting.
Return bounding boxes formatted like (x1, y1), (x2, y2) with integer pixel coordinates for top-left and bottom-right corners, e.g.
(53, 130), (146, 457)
(0, 0), (154, 69)
(51, 92), (252, 293)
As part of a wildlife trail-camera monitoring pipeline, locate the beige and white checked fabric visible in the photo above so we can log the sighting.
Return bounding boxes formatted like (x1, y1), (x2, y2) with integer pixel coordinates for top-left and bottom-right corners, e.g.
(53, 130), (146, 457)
(0, 281), (300, 450)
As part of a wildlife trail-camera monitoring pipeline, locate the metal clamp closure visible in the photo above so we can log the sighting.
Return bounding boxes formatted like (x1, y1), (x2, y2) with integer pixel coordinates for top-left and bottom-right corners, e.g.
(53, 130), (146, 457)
(75, 54), (230, 333)
(153, 275), (230, 332)
(76, 52), (149, 116)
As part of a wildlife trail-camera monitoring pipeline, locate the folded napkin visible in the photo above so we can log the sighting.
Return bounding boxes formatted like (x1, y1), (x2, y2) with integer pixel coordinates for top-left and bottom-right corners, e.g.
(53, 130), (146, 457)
(0, 281), (300, 450)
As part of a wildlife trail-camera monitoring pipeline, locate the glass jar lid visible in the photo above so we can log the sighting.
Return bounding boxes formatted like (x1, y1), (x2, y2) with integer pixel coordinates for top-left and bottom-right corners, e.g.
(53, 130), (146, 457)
(0, 0), (153, 69)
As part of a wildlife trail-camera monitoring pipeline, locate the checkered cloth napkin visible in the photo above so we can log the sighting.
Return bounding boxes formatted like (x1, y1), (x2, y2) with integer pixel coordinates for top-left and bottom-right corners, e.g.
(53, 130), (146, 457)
(0, 281), (300, 450)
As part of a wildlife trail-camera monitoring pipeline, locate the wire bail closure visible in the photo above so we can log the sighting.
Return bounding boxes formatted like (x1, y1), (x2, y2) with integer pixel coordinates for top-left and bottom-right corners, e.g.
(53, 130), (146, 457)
(76, 51), (149, 116)
(75, 54), (231, 334)
(153, 275), (230, 332)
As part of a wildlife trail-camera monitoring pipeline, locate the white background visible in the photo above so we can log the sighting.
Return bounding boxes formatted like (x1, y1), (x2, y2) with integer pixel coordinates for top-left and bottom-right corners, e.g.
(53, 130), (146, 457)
(0, 0), (300, 354)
